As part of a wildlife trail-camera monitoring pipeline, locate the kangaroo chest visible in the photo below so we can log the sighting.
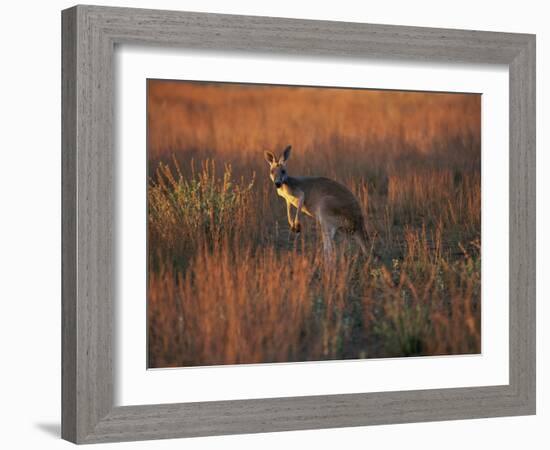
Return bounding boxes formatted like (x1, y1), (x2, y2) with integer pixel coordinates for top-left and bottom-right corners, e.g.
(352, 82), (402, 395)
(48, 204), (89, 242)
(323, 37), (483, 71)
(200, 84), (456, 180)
(277, 185), (313, 216)
(276, 186), (298, 205)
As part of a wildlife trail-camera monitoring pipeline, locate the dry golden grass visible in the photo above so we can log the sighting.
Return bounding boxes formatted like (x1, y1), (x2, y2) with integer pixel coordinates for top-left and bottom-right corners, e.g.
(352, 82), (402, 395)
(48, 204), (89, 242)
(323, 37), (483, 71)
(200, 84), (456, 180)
(147, 80), (481, 367)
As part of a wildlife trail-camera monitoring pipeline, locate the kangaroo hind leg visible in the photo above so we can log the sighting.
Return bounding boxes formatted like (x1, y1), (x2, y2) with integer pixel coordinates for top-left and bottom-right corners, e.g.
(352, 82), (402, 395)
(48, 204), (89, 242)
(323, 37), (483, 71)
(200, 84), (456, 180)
(318, 199), (338, 264)
(353, 229), (369, 256)
(321, 223), (337, 264)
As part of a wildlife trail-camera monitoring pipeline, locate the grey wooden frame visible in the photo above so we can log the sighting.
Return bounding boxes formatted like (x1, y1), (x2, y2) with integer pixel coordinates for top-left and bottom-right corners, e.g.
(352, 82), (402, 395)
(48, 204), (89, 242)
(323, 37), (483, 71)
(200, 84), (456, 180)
(62, 4), (536, 444)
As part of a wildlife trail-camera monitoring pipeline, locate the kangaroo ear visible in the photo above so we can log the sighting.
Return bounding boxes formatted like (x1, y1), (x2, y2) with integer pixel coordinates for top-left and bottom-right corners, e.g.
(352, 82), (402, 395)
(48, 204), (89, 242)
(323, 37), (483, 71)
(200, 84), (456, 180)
(264, 151), (276, 165)
(280, 145), (292, 163)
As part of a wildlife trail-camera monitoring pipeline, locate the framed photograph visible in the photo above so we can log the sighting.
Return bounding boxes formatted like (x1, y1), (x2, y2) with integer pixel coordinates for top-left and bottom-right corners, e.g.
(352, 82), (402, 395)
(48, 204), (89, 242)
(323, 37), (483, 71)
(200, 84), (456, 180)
(62, 5), (536, 444)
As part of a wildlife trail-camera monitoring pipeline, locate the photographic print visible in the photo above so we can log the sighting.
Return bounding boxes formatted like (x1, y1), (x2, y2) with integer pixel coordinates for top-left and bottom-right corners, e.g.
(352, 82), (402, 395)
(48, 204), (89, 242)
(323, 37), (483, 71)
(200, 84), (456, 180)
(147, 80), (481, 368)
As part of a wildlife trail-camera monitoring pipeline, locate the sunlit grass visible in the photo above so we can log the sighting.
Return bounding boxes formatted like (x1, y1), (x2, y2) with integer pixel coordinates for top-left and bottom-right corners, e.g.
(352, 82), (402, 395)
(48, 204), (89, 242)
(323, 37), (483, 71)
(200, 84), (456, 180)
(146, 80), (482, 367)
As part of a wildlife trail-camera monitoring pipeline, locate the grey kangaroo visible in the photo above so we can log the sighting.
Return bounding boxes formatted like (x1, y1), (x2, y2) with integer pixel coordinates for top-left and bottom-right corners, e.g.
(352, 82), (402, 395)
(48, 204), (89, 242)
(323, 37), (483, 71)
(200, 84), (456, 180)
(265, 145), (369, 258)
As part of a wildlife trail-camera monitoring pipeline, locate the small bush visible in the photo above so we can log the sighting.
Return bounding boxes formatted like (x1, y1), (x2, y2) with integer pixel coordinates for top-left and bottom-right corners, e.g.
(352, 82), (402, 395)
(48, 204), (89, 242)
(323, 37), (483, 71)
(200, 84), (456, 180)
(148, 158), (255, 267)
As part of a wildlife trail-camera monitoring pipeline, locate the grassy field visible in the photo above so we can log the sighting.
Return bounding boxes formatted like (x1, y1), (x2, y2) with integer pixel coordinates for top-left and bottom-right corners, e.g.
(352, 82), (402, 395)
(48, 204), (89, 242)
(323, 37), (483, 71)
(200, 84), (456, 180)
(147, 80), (481, 368)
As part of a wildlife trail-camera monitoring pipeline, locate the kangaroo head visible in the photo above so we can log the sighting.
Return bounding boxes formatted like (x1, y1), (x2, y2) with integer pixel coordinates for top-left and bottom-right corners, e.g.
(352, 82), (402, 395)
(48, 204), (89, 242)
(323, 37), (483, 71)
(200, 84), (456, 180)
(264, 145), (291, 188)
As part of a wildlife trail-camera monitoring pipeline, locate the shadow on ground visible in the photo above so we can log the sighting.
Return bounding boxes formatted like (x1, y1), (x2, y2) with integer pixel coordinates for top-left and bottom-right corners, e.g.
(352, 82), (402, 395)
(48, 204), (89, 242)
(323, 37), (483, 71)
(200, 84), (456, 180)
(35, 423), (60, 438)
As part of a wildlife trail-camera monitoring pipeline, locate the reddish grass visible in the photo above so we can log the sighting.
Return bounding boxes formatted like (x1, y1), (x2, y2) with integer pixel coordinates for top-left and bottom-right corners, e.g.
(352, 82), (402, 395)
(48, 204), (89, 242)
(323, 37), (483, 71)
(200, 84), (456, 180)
(147, 80), (481, 367)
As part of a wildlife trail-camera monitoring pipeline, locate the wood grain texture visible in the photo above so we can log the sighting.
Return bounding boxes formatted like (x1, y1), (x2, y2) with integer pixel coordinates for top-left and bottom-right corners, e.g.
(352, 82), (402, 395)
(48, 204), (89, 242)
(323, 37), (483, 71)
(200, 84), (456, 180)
(508, 36), (536, 409)
(61, 4), (536, 444)
(61, 7), (77, 443)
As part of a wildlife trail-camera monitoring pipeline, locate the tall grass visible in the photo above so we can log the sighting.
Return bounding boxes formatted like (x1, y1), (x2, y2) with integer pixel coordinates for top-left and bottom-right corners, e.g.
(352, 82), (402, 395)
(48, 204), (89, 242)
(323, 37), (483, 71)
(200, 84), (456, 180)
(148, 246), (355, 367)
(147, 80), (482, 367)
(148, 158), (255, 269)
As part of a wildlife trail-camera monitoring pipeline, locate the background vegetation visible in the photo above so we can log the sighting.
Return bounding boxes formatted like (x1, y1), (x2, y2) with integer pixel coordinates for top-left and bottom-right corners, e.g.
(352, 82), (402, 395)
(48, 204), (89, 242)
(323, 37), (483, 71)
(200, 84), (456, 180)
(147, 80), (481, 368)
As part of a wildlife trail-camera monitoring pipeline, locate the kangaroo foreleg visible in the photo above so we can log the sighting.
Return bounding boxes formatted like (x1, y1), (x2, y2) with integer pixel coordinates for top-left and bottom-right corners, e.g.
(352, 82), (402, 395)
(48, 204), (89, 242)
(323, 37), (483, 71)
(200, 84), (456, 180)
(290, 194), (304, 233)
(286, 200), (294, 228)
